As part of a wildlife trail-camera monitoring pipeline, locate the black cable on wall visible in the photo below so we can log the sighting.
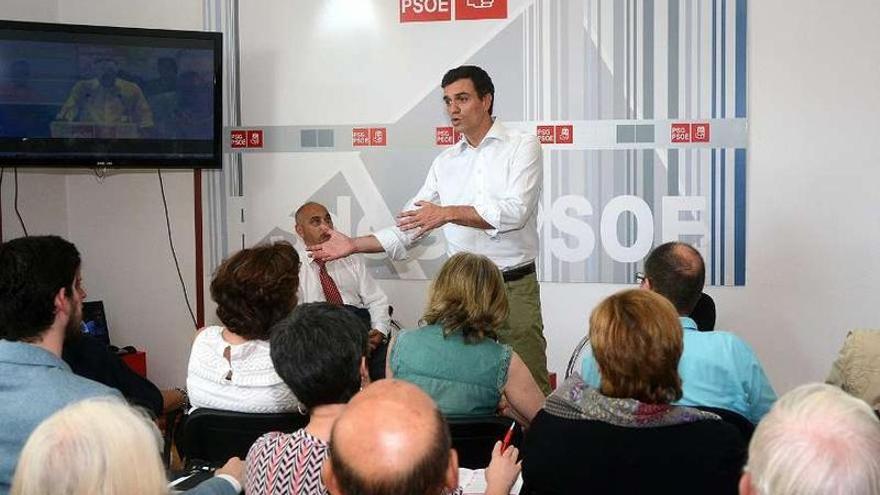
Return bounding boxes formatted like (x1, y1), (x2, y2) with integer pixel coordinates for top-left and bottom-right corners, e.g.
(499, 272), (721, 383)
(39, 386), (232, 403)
(158, 169), (197, 328)
(13, 168), (28, 237)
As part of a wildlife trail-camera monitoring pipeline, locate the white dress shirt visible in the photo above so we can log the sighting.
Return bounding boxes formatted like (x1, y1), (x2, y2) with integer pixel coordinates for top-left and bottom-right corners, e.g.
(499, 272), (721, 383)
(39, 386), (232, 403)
(298, 253), (392, 335)
(373, 120), (542, 270)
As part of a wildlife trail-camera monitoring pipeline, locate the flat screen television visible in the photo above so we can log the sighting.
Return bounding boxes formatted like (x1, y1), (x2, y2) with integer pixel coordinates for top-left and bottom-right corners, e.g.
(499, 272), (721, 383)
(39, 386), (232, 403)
(0, 20), (222, 168)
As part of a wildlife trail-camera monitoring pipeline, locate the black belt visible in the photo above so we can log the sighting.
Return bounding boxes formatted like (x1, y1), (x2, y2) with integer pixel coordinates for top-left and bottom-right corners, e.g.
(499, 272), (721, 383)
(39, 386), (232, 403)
(502, 261), (536, 283)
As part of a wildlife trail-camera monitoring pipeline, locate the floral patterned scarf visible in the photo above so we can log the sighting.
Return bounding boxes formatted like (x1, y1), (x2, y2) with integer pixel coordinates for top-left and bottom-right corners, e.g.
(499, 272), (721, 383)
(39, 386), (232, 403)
(544, 374), (720, 428)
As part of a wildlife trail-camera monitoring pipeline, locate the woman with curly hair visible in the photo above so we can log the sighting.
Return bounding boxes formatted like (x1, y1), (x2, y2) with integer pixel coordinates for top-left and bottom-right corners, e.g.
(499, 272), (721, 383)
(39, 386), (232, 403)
(387, 252), (544, 425)
(186, 241), (301, 413)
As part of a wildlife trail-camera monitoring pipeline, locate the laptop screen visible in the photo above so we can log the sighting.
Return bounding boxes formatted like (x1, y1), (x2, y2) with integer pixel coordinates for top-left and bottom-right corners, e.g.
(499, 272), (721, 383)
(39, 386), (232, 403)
(81, 300), (110, 345)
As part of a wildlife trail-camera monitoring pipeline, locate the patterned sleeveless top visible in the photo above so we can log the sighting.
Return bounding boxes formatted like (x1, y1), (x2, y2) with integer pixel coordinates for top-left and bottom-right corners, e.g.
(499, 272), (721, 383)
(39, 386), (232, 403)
(246, 429), (329, 495)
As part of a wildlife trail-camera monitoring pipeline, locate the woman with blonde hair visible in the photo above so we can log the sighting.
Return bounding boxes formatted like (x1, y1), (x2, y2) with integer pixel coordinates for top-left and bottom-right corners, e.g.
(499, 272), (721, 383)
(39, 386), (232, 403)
(11, 398), (241, 495)
(521, 289), (746, 494)
(387, 252), (544, 425)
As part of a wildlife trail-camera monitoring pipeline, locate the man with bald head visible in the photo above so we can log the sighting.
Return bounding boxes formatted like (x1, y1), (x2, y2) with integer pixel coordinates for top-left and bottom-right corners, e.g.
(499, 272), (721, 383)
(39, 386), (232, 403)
(582, 241), (777, 424)
(295, 201), (391, 379)
(325, 379), (520, 495)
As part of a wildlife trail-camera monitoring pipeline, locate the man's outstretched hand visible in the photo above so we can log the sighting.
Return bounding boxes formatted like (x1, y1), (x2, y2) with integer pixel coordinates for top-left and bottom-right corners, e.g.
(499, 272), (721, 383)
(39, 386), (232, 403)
(307, 227), (356, 262)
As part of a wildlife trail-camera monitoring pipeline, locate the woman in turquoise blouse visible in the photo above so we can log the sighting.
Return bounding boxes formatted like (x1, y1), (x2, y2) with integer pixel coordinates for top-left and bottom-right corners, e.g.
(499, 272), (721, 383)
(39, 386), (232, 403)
(386, 252), (544, 426)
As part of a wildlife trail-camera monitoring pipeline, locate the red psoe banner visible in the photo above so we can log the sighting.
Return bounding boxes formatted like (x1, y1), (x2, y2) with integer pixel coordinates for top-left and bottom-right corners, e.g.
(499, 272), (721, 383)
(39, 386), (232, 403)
(555, 124), (573, 144)
(536, 125), (555, 144)
(671, 123), (692, 143)
(352, 128), (371, 146)
(247, 130), (264, 148)
(400, 0), (452, 22)
(230, 130), (247, 148)
(370, 127), (387, 146)
(455, 0), (507, 20)
(691, 123), (710, 142)
(436, 126), (455, 145)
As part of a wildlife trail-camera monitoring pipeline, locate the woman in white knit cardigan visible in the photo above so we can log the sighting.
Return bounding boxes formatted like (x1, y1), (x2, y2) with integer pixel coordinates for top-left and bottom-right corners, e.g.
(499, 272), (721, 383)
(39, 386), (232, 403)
(187, 240), (301, 414)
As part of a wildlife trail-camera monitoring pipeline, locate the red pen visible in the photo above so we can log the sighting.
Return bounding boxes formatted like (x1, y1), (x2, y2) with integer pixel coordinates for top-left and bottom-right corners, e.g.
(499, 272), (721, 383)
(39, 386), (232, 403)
(500, 421), (516, 453)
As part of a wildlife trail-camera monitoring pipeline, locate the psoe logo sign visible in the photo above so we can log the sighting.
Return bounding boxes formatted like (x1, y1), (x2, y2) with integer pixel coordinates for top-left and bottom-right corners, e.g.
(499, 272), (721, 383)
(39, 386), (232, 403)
(456, 0), (507, 20)
(399, 0), (507, 23)
(400, 0), (452, 22)
(231, 129), (263, 149)
(435, 126), (462, 146)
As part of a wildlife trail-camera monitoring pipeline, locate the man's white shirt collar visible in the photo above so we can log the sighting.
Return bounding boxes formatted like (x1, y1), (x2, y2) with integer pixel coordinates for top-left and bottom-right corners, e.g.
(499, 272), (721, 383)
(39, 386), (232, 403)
(451, 118), (506, 156)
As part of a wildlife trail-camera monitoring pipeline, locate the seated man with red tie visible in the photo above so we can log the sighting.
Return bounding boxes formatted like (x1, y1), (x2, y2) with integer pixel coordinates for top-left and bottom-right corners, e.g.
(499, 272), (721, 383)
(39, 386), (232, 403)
(295, 202), (391, 379)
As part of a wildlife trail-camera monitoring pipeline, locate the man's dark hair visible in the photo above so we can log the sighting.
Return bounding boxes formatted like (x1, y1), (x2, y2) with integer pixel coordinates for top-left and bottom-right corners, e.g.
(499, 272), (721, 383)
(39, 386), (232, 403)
(0, 236), (81, 341)
(644, 242), (706, 315)
(270, 303), (368, 410)
(441, 65), (495, 115)
(329, 408), (451, 495)
(210, 241), (300, 340)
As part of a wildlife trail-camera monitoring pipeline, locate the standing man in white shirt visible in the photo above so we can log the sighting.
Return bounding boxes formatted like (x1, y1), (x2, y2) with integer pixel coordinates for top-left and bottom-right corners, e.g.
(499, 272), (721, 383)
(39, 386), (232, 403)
(309, 65), (550, 394)
(295, 201), (391, 379)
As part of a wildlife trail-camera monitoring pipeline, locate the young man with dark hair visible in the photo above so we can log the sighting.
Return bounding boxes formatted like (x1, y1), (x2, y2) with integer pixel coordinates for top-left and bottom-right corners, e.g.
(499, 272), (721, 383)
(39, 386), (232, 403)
(582, 241), (777, 424)
(309, 65), (550, 394)
(325, 379), (521, 495)
(0, 235), (121, 493)
(440, 65), (495, 114)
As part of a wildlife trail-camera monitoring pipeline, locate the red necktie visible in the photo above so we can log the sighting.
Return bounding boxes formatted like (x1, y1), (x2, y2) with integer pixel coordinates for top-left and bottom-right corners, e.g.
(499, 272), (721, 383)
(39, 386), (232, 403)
(316, 260), (344, 305)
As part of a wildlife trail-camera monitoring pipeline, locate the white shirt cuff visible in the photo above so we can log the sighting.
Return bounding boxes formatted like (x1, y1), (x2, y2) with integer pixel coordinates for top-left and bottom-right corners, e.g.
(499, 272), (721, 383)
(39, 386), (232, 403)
(373, 226), (411, 261)
(473, 202), (501, 238)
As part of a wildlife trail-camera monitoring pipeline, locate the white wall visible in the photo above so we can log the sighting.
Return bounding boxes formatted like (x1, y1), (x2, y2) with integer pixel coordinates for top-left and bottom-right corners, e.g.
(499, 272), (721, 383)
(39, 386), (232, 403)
(0, 169), (68, 240)
(727, 0), (880, 392)
(2, 0), (205, 388)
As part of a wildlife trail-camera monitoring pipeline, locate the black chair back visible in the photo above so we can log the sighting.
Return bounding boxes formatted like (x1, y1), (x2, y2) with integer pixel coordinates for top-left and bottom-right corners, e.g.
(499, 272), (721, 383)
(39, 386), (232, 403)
(179, 408), (309, 467)
(447, 416), (522, 469)
(693, 405), (755, 442)
(690, 292), (717, 331)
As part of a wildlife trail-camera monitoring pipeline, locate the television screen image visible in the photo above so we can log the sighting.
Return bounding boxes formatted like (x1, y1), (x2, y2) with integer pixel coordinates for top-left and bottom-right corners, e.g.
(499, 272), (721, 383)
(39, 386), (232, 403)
(0, 20), (222, 168)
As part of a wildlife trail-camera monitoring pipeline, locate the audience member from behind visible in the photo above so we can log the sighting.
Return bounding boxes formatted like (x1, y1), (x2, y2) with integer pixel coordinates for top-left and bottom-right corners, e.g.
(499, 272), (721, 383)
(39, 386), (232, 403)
(826, 329), (880, 411)
(387, 252), (544, 425)
(187, 241), (301, 413)
(11, 398), (243, 495)
(524, 289), (746, 494)
(582, 241), (776, 424)
(0, 235), (121, 493)
(246, 303), (370, 495)
(740, 383), (880, 495)
(326, 379), (521, 495)
(63, 326), (187, 417)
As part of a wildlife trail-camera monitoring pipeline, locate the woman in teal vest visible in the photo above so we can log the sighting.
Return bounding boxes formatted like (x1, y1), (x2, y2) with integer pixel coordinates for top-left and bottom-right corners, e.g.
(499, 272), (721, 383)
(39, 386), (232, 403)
(386, 252), (544, 425)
